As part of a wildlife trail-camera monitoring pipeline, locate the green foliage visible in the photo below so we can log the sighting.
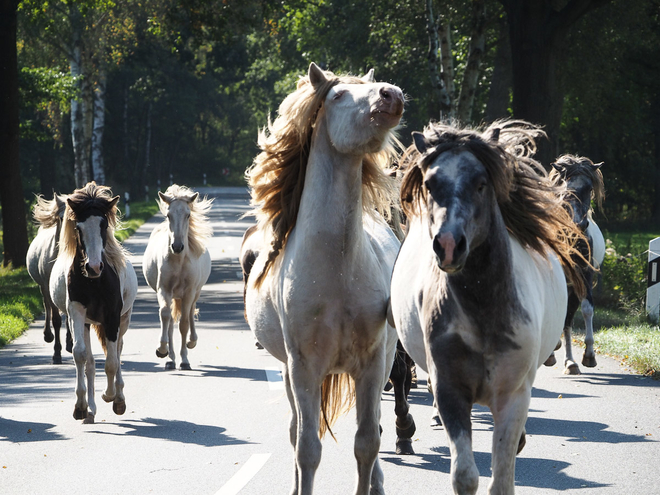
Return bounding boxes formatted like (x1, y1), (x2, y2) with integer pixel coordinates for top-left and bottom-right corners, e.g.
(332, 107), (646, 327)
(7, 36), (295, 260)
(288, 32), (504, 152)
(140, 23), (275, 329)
(114, 200), (160, 242)
(0, 266), (42, 348)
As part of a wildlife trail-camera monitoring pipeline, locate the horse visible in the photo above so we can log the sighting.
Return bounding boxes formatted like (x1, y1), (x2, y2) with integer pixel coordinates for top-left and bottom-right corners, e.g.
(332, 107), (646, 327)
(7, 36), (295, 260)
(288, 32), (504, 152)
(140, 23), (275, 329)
(544, 154), (606, 374)
(49, 182), (138, 423)
(143, 184), (212, 371)
(242, 62), (403, 495)
(389, 120), (586, 495)
(26, 193), (72, 364)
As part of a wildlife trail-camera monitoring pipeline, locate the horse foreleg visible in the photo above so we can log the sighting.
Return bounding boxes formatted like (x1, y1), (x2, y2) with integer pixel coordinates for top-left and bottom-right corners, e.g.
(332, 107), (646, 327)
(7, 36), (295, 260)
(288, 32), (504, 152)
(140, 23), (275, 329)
(489, 386), (533, 495)
(83, 325), (97, 424)
(51, 302), (63, 364)
(178, 295), (195, 370)
(390, 345), (416, 455)
(581, 288), (597, 368)
(69, 303), (89, 421)
(563, 292), (581, 375)
(288, 359), (322, 495)
(431, 364), (478, 495)
(353, 351), (387, 495)
(283, 366), (300, 495)
(157, 292), (175, 369)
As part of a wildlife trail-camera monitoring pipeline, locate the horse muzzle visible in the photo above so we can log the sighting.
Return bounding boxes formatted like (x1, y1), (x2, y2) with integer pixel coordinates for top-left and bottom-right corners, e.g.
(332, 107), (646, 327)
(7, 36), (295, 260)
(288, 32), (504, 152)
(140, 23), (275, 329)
(171, 242), (184, 254)
(84, 261), (104, 278)
(433, 230), (468, 273)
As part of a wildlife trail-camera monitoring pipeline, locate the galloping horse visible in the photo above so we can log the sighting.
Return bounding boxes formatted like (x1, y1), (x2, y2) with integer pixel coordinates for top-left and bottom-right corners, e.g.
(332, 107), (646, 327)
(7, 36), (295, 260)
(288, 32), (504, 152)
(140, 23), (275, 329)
(143, 184), (212, 370)
(26, 193), (72, 363)
(390, 121), (585, 494)
(544, 154), (606, 374)
(242, 63), (403, 495)
(50, 182), (138, 423)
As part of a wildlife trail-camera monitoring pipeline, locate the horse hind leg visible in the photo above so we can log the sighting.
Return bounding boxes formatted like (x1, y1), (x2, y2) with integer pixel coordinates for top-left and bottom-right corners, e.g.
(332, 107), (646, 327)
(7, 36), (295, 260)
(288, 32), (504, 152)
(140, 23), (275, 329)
(51, 303), (63, 364)
(581, 284), (598, 367)
(186, 291), (201, 350)
(40, 286), (54, 344)
(283, 367), (300, 495)
(390, 345), (416, 455)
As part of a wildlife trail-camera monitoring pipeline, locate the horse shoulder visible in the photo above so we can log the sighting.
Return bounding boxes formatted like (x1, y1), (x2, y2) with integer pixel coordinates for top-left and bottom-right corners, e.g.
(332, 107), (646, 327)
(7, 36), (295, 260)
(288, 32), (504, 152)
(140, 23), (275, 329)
(586, 219), (605, 267)
(509, 236), (567, 366)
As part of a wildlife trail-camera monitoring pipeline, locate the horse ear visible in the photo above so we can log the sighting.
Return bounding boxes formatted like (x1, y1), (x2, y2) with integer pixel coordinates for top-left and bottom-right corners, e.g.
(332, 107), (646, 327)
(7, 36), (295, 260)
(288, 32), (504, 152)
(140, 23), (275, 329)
(551, 162), (565, 174)
(412, 132), (429, 154)
(308, 62), (327, 89)
(110, 195), (120, 209)
(66, 198), (76, 211)
(158, 191), (173, 204)
(362, 69), (375, 83)
(489, 127), (501, 142)
(592, 161), (604, 170)
(189, 192), (199, 203)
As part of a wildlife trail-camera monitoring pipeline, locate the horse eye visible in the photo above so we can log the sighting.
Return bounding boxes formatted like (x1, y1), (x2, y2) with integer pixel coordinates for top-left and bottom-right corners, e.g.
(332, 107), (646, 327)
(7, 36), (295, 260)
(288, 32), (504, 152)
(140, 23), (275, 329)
(333, 90), (345, 101)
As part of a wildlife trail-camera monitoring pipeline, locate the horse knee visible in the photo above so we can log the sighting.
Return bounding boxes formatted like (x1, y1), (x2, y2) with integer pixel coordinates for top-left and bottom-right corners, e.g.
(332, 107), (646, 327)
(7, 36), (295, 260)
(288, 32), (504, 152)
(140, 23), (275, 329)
(452, 460), (479, 495)
(296, 435), (322, 472)
(354, 423), (380, 464)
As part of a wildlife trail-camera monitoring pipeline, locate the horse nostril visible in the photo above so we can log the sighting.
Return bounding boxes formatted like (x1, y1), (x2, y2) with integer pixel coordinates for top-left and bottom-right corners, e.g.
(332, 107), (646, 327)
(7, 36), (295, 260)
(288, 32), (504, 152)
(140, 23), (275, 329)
(99, 261), (104, 272)
(456, 235), (467, 256)
(380, 87), (392, 101)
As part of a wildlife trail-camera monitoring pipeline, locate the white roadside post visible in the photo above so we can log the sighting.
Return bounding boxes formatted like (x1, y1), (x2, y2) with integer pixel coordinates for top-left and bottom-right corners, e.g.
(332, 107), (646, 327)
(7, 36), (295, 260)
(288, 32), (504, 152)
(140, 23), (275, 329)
(646, 237), (660, 323)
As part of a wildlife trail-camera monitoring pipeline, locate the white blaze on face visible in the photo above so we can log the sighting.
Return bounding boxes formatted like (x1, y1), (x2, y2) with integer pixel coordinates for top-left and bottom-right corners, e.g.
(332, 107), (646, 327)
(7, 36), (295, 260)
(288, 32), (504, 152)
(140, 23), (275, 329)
(167, 200), (191, 253)
(77, 216), (105, 276)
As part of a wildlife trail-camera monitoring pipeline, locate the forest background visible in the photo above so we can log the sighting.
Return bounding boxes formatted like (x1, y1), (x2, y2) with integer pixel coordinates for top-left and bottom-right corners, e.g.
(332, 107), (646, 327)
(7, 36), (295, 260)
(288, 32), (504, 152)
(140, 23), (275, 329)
(2, 0), (660, 262)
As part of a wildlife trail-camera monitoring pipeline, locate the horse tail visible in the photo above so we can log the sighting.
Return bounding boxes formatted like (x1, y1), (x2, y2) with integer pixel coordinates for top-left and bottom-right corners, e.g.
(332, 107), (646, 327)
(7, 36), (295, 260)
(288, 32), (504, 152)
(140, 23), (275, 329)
(170, 299), (182, 322)
(319, 373), (356, 440)
(92, 324), (107, 354)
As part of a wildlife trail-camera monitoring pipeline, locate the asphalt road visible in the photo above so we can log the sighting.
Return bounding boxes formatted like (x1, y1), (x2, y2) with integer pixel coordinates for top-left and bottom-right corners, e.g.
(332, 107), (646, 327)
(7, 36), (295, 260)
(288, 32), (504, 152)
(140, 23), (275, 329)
(1, 187), (658, 495)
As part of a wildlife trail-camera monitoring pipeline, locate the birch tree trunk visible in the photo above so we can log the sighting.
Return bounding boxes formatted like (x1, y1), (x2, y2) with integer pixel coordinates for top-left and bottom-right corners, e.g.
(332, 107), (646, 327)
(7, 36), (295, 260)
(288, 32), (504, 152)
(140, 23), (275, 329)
(91, 65), (107, 184)
(456, 0), (487, 124)
(70, 7), (85, 187)
(438, 17), (454, 115)
(425, 0), (451, 119)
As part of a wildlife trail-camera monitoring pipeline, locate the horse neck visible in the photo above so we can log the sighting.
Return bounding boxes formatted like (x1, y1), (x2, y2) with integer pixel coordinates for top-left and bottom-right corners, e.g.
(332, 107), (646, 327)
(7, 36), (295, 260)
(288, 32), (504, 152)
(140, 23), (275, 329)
(296, 122), (365, 250)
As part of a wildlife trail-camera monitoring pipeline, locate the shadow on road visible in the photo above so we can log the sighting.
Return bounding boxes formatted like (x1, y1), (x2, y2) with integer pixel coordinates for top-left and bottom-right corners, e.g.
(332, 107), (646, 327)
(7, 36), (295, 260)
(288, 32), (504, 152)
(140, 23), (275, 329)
(0, 417), (67, 443)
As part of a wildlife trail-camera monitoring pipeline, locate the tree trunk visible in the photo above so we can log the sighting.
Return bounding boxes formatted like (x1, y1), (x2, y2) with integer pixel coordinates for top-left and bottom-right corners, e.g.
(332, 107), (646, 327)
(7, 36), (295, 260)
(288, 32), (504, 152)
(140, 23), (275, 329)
(501, 0), (610, 166)
(91, 65), (107, 184)
(456, 0), (487, 124)
(0, 0), (29, 267)
(425, 0), (452, 119)
(438, 16), (454, 115)
(485, 15), (512, 122)
(142, 101), (152, 190)
(652, 95), (660, 223)
(39, 141), (57, 197)
(70, 3), (86, 187)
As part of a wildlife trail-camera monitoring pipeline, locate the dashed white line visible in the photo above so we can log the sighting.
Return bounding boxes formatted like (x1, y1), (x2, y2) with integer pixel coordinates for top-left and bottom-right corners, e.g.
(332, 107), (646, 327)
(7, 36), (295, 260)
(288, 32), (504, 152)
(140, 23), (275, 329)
(265, 367), (284, 390)
(214, 453), (271, 495)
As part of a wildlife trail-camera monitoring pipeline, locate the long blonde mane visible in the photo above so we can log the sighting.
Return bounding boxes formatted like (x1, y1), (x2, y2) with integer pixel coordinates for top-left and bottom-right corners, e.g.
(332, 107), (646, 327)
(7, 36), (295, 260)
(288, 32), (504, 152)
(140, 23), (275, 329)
(400, 120), (586, 298)
(59, 182), (127, 272)
(246, 67), (401, 286)
(157, 184), (213, 258)
(33, 193), (67, 228)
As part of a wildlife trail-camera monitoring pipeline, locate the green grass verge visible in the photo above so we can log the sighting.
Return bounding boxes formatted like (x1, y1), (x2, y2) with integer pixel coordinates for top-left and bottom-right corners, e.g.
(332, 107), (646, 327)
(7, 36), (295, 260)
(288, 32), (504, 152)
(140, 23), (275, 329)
(0, 200), (159, 348)
(0, 266), (42, 347)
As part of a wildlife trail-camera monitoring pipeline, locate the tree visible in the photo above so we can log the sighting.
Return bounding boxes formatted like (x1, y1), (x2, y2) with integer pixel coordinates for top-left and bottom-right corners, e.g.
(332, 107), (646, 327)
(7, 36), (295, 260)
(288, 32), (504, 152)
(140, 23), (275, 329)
(0, 0), (29, 267)
(500, 0), (611, 165)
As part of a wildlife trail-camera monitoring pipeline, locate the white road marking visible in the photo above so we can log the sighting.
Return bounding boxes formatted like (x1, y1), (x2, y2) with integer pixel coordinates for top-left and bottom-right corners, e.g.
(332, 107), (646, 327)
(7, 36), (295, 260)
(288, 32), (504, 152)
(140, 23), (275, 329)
(214, 453), (271, 495)
(265, 367), (284, 390)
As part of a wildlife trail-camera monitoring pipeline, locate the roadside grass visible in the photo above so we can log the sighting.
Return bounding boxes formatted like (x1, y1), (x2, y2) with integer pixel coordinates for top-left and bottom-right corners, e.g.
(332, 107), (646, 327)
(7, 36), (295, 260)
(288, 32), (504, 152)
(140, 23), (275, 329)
(0, 200), (159, 348)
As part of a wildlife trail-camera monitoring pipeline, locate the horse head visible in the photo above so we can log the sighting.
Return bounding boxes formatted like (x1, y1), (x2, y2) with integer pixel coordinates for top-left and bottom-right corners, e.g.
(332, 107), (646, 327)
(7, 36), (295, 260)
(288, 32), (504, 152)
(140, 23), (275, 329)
(308, 62), (404, 155)
(66, 183), (120, 279)
(410, 131), (497, 273)
(158, 190), (198, 254)
(551, 156), (604, 231)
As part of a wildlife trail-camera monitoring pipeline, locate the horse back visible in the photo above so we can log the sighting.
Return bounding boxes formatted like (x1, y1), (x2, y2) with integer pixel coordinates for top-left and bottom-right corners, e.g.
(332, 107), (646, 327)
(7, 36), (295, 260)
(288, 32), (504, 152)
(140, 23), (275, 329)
(26, 226), (58, 287)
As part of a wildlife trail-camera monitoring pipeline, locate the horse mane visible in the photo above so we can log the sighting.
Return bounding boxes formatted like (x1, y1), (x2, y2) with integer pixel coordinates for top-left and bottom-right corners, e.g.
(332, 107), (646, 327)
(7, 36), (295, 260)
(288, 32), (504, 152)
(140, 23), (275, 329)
(246, 67), (401, 287)
(157, 184), (213, 258)
(550, 154), (605, 211)
(59, 182), (127, 271)
(32, 193), (67, 228)
(400, 119), (586, 297)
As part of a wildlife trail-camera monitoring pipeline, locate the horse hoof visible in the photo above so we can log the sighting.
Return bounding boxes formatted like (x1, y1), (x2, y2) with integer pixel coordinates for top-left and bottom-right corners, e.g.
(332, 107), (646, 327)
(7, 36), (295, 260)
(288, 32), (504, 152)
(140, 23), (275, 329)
(554, 339), (562, 351)
(44, 332), (54, 344)
(544, 354), (557, 367)
(395, 438), (415, 455)
(180, 363), (192, 371)
(186, 340), (197, 349)
(73, 408), (88, 420)
(517, 430), (526, 454)
(102, 393), (114, 403)
(396, 417), (416, 439)
(52, 356), (62, 365)
(66, 340), (73, 354)
(384, 380), (393, 392)
(113, 400), (126, 415)
(156, 349), (168, 359)
(430, 414), (442, 427)
(83, 413), (95, 425)
(255, 340), (264, 349)
(582, 354), (597, 368)
(564, 363), (581, 375)
(165, 361), (176, 370)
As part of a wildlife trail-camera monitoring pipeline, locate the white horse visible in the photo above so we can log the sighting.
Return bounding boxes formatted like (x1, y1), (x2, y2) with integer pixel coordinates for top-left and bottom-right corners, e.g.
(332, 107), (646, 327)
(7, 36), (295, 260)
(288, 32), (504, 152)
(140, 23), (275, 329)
(50, 182), (138, 423)
(545, 154), (606, 374)
(143, 184), (212, 371)
(390, 121), (586, 494)
(26, 193), (72, 363)
(242, 63), (404, 495)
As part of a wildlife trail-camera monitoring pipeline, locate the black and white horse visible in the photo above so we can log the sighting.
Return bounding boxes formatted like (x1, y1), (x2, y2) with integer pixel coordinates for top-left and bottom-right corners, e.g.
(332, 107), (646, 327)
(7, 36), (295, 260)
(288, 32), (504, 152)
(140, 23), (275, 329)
(49, 182), (138, 423)
(545, 155), (606, 374)
(390, 121), (585, 494)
